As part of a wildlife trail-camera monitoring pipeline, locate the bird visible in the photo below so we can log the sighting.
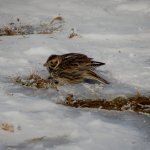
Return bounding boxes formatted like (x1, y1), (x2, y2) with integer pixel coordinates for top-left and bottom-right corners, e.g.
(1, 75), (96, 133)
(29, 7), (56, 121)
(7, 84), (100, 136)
(43, 53), (109, 87)
(44, 53), (105, 71)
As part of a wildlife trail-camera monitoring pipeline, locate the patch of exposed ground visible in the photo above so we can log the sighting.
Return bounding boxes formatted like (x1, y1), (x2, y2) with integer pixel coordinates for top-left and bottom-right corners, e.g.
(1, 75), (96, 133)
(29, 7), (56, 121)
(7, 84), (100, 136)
(13, 73), (53, 89)
(0, 16), (64, 36)
(0, 123), (15, 132)
(13, 73), (150, 114)
(62, 94), (150, 114)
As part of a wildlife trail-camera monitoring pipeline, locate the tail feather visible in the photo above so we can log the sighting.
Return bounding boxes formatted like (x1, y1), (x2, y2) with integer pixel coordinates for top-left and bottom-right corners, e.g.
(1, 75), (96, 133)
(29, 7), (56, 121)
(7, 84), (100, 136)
(85, 70), (109, 84)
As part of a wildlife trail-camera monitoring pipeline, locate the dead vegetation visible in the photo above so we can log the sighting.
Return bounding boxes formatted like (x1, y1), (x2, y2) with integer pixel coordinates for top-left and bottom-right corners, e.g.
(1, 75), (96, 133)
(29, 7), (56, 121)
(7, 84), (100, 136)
(68, 28), (80, 39)
(13, 72), (150, 114)
(13, 73), (52, 89)
(62, 94), (150, 114)
(50, 16), (64, 24)
(0, 16), (64, 36)
(0, 123), (15, 132)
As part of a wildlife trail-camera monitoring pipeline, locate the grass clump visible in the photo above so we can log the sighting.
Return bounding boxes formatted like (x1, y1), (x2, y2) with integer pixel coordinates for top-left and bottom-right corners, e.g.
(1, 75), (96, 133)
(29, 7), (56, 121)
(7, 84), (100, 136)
(62, 94), (150, 114)
(68, 28), (80, 39)
(13, 73), (52, 89)
(13, 72), (150, 115)
(0, 123), (15, 132)
(0, 16), (64, 36)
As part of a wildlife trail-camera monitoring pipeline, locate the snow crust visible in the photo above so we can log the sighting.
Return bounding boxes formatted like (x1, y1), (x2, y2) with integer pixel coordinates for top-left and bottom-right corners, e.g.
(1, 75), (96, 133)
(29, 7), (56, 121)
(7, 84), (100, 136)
(0, 0), (150, 149)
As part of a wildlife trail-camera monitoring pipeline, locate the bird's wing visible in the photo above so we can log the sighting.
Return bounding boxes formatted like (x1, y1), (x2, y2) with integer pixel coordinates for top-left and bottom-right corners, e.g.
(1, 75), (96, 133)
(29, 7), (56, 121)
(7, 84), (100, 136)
(60, 53), (106, 70)
(61, 53), (92, 69)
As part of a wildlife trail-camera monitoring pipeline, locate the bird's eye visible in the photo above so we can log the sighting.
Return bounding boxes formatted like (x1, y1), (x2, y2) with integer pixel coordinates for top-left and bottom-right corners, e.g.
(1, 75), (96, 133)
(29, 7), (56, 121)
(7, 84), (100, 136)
(54, 80), (59, 84)
(48, 76), (53, 79)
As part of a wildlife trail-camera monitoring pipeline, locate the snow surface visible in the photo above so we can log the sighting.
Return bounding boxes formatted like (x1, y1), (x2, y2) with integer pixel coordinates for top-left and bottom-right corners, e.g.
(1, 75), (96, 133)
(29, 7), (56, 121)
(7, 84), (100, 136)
(0, 0), (150, 149)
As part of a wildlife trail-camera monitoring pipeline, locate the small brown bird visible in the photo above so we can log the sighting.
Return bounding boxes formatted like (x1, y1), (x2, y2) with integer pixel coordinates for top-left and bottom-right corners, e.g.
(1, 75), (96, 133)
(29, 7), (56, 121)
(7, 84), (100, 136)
(44, 53), (109, 86)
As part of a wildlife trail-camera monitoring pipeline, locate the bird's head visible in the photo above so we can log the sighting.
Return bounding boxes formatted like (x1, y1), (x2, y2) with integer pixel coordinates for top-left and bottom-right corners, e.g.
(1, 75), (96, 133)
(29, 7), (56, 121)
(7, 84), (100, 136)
(43, 54), (62, 70)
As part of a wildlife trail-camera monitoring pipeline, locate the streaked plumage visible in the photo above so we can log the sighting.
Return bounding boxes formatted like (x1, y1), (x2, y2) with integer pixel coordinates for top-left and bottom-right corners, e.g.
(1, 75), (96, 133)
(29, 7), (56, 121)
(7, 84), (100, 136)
(43, 53), (109, 86)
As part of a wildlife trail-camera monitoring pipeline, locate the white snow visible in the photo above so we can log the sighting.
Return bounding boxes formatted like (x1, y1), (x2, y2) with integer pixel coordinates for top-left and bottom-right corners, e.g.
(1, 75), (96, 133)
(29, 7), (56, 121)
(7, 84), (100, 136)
(0, 0), (150, 149)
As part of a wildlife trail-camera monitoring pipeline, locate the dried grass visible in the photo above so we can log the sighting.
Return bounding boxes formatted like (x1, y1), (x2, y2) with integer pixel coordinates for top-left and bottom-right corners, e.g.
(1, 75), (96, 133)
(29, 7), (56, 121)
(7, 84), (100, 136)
(62, 94), (150, 114)
(0, 123), (15, 132)
(68, 28), (80, 39)
(68, 32), (79, 39)
(50, 16), (64, 24)
(13, 72), (150, 115)
(0, 16), (64, 36)
(13, 73), (52, 89)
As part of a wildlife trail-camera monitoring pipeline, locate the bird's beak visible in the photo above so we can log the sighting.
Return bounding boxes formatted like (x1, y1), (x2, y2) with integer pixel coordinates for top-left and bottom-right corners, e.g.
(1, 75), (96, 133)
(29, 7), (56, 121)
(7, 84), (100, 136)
(43, 63), (47, 67)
